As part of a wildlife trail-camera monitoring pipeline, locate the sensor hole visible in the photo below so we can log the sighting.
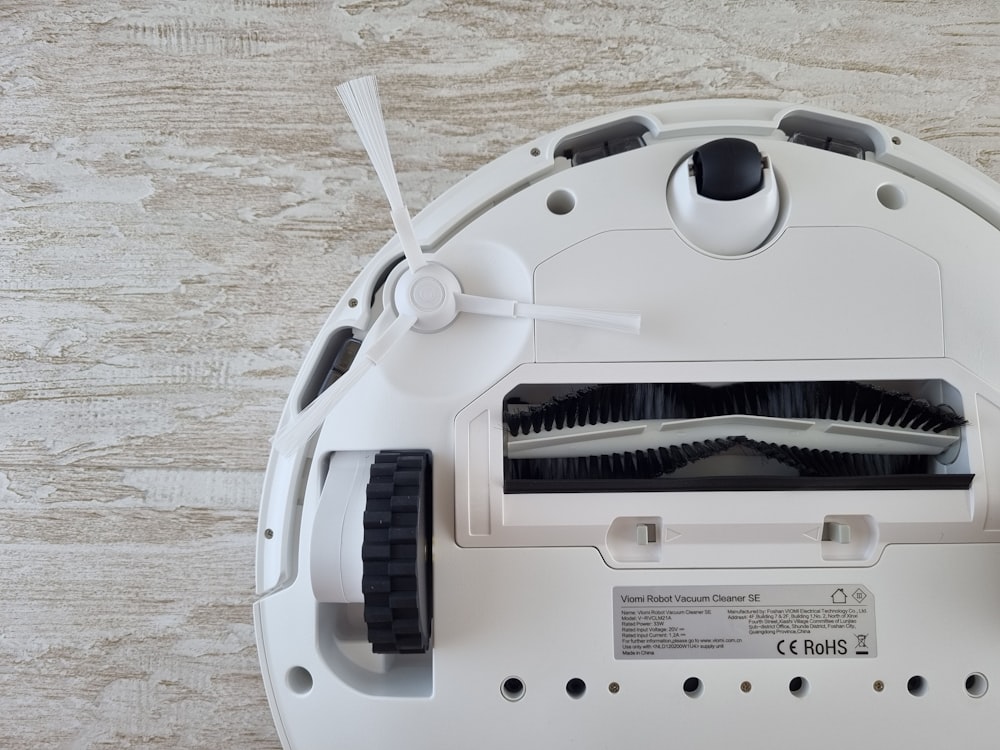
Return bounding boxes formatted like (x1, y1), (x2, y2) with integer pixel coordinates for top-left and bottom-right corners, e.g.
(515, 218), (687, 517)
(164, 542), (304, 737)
(287, 666), (313, 695)
(683, 677), (704, 698)
(501, 677), (525, 702)
(546, 189), (576, 215)
(789, 676), (810, 697)
(907, 675), (928, 697)
(566, 678), (587, 699)
(966, 673), (988, 698)
(877, 183), (906, 210)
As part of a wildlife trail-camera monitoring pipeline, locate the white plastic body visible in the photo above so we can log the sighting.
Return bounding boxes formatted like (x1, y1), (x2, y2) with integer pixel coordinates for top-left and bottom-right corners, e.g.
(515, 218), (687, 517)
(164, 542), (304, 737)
(256, 99), (1000, 750)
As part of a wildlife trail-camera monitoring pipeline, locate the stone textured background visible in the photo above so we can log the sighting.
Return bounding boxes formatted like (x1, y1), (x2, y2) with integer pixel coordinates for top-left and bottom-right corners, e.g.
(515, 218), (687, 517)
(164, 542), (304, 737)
(3, 1), (1000, 747)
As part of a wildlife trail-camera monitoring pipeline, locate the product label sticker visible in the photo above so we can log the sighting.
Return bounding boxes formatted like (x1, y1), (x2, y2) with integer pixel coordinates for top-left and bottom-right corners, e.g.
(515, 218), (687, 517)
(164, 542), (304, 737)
(613, 585), (876, 660)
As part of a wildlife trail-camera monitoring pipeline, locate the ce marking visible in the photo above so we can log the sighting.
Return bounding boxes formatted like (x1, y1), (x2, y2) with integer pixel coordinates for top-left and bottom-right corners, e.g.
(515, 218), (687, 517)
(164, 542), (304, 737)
(777, 639), (799, 656)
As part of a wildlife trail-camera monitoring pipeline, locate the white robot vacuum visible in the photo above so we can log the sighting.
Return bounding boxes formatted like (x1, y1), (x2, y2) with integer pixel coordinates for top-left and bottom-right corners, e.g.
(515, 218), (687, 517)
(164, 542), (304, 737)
(255, 77), (1000, 748)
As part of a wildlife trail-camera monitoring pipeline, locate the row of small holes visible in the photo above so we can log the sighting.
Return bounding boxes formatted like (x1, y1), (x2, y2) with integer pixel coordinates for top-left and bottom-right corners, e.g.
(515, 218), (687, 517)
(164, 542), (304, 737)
(680, 674), (988, 699)
(501, 677), (587, 701)
(549, 184), (906, 214)
(537, 185), (878, 217)
(290, 668), (987, 701)
(683, 677), (806, 697)
(504, 676), (804, 701)
(907, 674), (990, 698)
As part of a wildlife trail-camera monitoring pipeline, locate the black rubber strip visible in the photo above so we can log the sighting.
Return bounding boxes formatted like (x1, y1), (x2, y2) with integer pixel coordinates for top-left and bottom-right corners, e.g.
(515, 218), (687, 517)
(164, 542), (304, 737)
(503, 473), (974, 494)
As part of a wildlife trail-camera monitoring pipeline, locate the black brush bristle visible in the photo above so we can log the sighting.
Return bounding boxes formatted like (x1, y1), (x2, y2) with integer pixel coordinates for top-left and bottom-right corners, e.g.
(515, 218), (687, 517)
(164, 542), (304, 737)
(505, 381), (965, 436)
(746, 440), (927, 477)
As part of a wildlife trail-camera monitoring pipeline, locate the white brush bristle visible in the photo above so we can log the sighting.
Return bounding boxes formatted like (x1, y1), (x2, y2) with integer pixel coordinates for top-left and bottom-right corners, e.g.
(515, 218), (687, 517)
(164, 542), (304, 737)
(336, 76), (403, 210)
(337, 75), (424, 269)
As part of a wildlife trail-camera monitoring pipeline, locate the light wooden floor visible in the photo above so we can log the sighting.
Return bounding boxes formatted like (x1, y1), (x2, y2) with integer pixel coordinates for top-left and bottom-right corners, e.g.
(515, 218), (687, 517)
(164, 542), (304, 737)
(4, 2), (1000, 747)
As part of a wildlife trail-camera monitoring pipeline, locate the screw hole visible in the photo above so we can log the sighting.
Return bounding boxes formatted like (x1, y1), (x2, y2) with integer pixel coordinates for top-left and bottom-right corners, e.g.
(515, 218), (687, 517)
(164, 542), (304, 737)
(892, 136), (902, 145)
(287, 666), (313, 695)
(566, 678), (587, 699)
(966, 673), (988, 698)
(683, 677), (704, 698)
(789, 676), (809, 697)
(907, 675), (928, 697)
(501, 677), (525, 702)
(877, 183), (906, 210)
(740, 680), (752, 693)
(546, 189), (576, 215)
(264, 528), (274, 539)
(530, 147), (541, 157)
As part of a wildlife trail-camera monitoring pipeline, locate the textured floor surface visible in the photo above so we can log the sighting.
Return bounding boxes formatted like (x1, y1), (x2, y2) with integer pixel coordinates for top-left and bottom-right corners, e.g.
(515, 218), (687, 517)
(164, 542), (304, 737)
(3, 1), (1000, 747)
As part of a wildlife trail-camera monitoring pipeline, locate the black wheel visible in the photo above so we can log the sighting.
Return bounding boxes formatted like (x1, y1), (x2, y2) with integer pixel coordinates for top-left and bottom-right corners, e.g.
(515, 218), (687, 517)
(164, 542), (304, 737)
(361, 450), (432, 654)
(692, 137), (764, 201)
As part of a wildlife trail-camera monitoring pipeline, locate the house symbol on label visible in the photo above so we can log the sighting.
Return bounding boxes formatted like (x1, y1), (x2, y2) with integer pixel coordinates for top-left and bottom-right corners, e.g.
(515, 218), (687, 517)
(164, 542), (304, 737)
(832, 588), (848, 604)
